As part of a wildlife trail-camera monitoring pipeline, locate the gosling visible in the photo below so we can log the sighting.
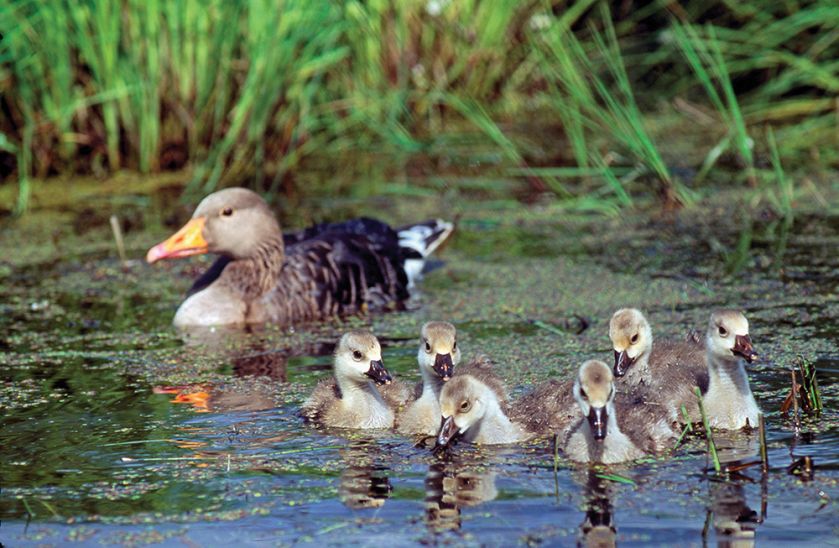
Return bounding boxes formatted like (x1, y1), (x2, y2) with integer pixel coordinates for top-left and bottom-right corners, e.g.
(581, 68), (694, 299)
(563, 360), (675, 464)
(396, 321), (460, 435)
(701, 310), (760, 430)
(436, 375), (530, 446)
(609, 308), (707, 422)
(398, 322), (508, 436)
(300, 330), (396, 429)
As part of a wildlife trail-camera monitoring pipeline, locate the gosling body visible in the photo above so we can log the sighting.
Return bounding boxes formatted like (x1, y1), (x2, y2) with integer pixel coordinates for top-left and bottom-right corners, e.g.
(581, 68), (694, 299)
(563, 360), (675, 464)
(701, 310), (760, 430)
(301, 331), (396, 429)
(436, 375), (529, 446)
(609, 308), (707, 423)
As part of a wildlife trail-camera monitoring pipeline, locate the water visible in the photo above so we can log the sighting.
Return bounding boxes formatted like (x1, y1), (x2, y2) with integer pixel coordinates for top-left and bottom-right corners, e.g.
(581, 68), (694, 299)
(1, 192), (837, 546)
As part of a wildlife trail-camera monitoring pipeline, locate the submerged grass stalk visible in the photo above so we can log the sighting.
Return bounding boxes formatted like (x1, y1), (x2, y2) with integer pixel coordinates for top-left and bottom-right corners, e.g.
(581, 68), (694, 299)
(695, 387), (721, 474)
(759, 413), (768, 474)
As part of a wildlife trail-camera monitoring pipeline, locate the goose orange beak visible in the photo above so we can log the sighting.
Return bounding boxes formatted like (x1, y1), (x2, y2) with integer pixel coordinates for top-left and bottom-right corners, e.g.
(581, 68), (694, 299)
(146, 217), (209, 263)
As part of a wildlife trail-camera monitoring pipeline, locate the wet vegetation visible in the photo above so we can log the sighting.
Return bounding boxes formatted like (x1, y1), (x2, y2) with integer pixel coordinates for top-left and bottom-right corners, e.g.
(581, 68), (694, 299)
(2, 0), (839, 545)
(1, 181), (838, 544)
(3, 1), (839, 214)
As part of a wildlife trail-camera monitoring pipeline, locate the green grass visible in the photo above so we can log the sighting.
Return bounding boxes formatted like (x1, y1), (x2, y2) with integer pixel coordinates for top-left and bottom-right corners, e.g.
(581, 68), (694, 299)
(2, 1), (838, 212)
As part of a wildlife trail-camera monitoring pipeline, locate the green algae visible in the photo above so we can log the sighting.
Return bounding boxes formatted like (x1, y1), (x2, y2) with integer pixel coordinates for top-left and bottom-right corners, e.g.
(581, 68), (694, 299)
(0, 178), (838, 545)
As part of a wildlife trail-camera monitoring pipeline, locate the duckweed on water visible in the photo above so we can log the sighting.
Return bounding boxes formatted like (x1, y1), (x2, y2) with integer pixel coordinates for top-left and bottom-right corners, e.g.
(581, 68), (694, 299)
(1, 185), (838, 544)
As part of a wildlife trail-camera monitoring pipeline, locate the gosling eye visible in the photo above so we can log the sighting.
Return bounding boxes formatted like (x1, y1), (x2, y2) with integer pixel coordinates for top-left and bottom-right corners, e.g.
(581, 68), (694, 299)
(579, 387), (588, 400)
(452, 340), (457, 351)
(460, 400), (471, 412)
(352, 350), (363, 361)
(221, 207), (234, 217)
(630, 333), (639, 344)
(424, 341), (432, 353)
(718, 326), (728, 337)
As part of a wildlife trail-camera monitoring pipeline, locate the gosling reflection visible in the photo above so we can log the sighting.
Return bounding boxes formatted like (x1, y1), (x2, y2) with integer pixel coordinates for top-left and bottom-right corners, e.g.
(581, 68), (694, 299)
(578, 471), (617, 548)
(424, 461), (498, 531)
(706, 478), (761, 548)
(338, 440), (393, 509)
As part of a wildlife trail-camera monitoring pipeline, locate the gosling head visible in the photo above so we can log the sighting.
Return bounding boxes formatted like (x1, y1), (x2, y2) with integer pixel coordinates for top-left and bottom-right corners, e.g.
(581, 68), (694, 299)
(706, 310), (757, 364)
(573, 360), (616, 441)
(436, 376), (489, 447)
(334, 330), (392, 386)
(418, 321), (460, 381)
(609, 308), (653, 377)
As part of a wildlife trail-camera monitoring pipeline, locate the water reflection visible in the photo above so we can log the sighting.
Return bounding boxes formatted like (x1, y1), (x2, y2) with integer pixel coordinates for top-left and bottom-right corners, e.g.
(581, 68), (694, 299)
(577, 471), (617, 548)
(424, 460), (498, 531)
(338, 440), (393, 509)
(706, 477), (762, 548)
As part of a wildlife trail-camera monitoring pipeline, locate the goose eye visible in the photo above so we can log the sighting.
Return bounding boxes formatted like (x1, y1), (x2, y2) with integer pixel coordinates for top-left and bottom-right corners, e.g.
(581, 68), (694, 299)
(630, 333), (639, 344)
(424, 341), (432, 353)
(460, 400), (471, 412)
(718, 326), (728, 337)
(221, 207), (233, 217)
(352, 350), (363, 361)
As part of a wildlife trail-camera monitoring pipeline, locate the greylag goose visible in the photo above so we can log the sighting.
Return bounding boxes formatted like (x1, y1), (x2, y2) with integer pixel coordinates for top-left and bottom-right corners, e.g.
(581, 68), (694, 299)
(435, 375), (530, 446)
(609, 308), (707, 422)
(563, 360), (676, 464)
(300, 330), (396, 429)
(147, 187), (453, 327)
(701, 310), (760, 430)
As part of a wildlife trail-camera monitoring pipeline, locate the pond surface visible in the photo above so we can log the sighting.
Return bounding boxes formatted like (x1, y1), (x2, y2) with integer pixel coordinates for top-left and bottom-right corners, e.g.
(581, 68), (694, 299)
(1, 186), (837, 546)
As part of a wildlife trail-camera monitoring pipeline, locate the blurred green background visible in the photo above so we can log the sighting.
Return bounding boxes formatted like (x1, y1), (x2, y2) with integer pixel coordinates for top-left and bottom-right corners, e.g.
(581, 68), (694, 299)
(2, 0), (837, 215)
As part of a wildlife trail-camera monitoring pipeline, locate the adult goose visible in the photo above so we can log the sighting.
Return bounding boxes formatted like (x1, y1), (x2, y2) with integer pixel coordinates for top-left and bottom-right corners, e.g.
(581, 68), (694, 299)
(146, 188), (453, 327)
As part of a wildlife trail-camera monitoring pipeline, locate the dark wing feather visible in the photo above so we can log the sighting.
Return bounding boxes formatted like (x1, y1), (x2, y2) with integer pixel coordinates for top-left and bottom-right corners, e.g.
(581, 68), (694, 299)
(279, 231), (410, 319)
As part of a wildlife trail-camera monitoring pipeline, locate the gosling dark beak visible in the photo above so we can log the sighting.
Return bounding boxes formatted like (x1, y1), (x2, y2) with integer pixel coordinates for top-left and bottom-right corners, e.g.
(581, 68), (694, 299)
(436, 415), (460, 447)
(365, 359), (392, 386)
(733, 335), (757, 363)
(613, 350), (634, 378)
(433, 353), (454, 381)
(588, 406), (608, 441)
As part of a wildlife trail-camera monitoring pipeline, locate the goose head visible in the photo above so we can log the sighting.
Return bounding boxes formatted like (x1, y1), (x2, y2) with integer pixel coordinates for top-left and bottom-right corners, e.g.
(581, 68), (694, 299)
(436, 376), (491, 446)
(706, 310), (757, 364)
(608, 308), (652, 377)
(418, 321), (461, 381)
(573, 360), (615, 441)
(334, 330), (392, 386)
(147, 187), (282, 263)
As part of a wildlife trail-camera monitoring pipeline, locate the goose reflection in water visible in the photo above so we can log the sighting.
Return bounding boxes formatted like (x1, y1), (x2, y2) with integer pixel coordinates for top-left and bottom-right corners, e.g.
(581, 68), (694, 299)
(338, 439), (393, 510)
(578, 471), (617, 548)
(424, 460), (498, 531)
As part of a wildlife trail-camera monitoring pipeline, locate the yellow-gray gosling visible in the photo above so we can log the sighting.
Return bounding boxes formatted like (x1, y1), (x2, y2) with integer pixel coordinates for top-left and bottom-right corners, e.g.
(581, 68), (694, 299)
(702, 310), (760, 430)
(397, 321), (461, 436)
(436, 375), (530, 446)
(563, 360), (675, 464)
(300, 330), (395, 429)
(609, 308), (707, 422)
